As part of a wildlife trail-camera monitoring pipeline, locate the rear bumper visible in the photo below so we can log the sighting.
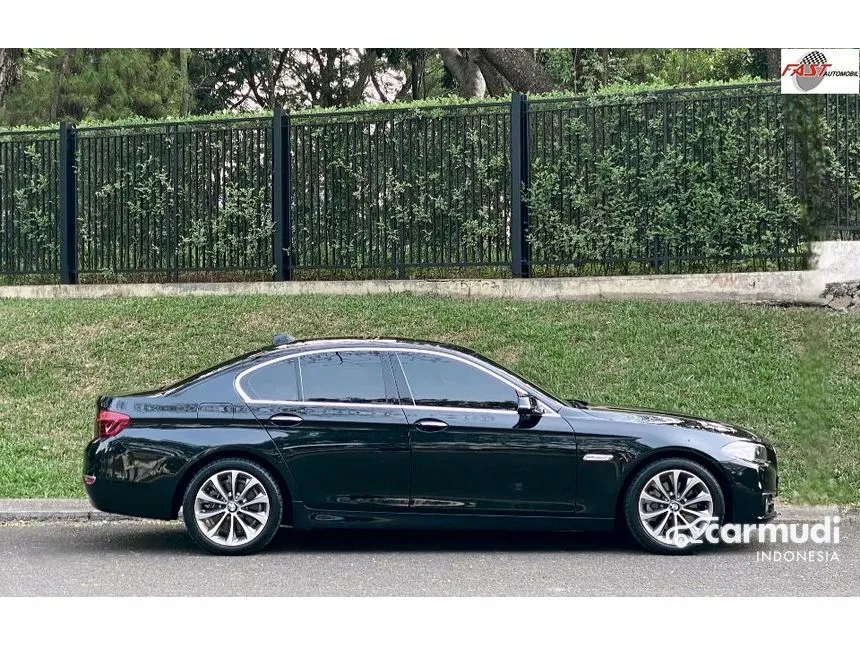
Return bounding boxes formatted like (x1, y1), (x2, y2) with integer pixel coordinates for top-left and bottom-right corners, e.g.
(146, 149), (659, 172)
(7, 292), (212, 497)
(83, 426), (285, 521)
(83, 438), (178, 520)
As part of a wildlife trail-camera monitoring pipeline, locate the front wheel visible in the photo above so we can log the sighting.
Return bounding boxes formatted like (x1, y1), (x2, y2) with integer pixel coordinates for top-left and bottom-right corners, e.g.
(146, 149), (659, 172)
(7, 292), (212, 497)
(182, 458), (283, 555)
(623, 458), (725, 555)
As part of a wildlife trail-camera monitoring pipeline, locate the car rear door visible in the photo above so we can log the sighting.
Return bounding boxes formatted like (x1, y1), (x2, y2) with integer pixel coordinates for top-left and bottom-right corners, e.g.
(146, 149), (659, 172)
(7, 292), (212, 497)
(240, 349), (412, 513)
(391, 350), (578, 515)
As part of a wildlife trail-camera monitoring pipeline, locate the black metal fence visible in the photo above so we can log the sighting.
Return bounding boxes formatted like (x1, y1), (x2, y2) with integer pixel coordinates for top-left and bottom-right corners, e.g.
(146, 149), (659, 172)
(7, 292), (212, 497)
(1, 82), (857, 284)
(74, 118), (274, 280)
(0, 129), (60, 277)
(290, 102), (513, 278)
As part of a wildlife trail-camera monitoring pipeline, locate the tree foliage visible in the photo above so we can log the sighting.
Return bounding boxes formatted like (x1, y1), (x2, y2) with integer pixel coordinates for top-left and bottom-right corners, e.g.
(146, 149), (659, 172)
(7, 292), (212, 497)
(0, 49), (771, 126)
(0, 49), (181, 125)
(536, 48), (762, 94)
(191, 49), (376, 111)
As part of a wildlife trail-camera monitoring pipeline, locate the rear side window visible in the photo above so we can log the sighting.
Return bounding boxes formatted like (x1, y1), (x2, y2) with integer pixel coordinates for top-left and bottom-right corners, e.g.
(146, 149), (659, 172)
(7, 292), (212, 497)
(397, 352), (518, 411)
(299, 351), (389, 404)
(241, 359), (300, 401)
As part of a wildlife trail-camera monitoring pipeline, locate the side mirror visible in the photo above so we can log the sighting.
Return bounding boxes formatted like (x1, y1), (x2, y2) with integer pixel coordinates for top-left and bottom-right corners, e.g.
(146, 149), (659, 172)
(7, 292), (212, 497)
(517, 393), (542, 416)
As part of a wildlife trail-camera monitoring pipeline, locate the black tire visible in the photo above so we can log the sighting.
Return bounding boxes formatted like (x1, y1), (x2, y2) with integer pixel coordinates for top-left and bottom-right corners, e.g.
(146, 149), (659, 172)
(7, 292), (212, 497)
(623, 457), (725, 555)
(182, 458), (283, 555)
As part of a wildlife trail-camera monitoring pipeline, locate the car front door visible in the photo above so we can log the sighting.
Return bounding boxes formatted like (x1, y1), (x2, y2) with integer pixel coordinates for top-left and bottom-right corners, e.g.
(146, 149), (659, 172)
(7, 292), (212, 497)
(241, 349), (411, 513)
(392, 350), (578, 515)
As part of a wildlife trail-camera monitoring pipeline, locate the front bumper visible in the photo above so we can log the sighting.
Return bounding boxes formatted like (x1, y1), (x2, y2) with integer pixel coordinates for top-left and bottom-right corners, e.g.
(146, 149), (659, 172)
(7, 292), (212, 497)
(726, 453), (779, 524)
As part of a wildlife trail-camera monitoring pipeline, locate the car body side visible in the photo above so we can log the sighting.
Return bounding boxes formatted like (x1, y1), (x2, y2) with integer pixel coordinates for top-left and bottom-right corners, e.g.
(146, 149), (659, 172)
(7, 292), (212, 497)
(84, 339), (777, 531)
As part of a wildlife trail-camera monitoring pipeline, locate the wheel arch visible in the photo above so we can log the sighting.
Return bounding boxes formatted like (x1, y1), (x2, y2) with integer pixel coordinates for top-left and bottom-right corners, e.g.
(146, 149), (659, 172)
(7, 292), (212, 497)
(171, 449), (295, 526)
(614, 447), (734, 524)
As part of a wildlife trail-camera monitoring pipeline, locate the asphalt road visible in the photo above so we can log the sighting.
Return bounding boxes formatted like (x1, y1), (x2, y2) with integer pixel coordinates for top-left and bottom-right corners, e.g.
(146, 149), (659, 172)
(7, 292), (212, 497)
(0, 521), (856, 596)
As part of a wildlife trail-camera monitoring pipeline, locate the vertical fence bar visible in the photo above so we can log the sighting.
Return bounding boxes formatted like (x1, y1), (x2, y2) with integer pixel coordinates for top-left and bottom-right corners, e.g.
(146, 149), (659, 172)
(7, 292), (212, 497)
(58, 122), (78, 284)
(273, 106), (293, 281)
(510, 92), (531, 278)
(168, 123), (179, 281)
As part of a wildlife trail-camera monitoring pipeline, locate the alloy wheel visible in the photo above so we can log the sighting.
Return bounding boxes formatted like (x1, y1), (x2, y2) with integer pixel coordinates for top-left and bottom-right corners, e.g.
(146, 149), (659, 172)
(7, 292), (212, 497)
(638, 468), (715, 547)
(193, 469), (271, 547)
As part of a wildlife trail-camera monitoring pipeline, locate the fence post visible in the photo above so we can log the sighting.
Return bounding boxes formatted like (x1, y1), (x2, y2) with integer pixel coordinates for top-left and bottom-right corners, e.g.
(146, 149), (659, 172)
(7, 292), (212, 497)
(167, 123), (178, 281)
(510, 92), (531, 278)
(272, 106), (293, 281)
(662, 91), (669, 151)
(58, 122), (78, 285)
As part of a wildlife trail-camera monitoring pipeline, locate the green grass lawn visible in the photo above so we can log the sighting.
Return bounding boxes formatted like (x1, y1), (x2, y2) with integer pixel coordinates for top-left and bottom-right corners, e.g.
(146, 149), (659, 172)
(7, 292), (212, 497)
(1, 295), (858, 504)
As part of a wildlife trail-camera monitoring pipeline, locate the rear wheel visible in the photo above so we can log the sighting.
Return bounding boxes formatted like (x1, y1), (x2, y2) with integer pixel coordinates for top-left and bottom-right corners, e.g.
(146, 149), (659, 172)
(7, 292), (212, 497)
(623, 458), (725, 555)
(182, 458), (283, 555)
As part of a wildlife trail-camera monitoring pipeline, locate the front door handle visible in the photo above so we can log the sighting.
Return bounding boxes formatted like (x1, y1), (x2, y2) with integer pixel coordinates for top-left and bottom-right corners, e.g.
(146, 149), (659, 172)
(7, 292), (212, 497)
(269, 413), (303, 427)
(414, 418), (448, 431)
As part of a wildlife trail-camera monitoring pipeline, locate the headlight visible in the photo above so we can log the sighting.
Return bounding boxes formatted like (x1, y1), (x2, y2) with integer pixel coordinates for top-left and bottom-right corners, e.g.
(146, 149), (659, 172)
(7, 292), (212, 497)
(723, 441), (768, 463)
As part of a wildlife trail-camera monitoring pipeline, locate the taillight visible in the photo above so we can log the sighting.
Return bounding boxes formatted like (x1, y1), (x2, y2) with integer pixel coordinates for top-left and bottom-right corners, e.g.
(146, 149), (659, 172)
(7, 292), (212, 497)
(95, 410), (130, 439)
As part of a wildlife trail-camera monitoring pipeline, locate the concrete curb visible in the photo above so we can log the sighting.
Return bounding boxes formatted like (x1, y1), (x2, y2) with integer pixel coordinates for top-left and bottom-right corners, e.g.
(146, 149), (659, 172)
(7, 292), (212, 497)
(0, 270), (824, 304)
(1, 242), (858, 305)
(0, 499), (141, 523)
(0, 499), (856, 524)
(774, 504), (858, 523)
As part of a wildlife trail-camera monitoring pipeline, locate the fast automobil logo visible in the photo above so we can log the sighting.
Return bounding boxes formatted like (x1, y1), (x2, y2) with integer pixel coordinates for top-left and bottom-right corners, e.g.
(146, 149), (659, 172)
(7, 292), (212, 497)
(781, 49), (860, 94)
(782, 51), (830, 92)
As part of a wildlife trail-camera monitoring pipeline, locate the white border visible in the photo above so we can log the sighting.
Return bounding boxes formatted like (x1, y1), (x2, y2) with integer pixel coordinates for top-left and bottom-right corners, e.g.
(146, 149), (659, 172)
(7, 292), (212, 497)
(1, 597), (856, 643)
(2, 1), (857, 48)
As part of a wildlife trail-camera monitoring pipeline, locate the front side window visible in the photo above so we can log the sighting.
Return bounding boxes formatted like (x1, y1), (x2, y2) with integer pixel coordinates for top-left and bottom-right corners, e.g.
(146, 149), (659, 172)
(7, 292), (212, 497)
(397, 352), (518, 411)
(299, 351), (389, 404)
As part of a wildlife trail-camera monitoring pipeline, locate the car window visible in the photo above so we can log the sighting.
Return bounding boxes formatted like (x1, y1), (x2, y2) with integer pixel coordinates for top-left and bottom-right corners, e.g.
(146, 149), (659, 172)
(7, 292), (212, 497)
(299, 351), (389, 404)
(397, 352), (518, 411)
(241, 358), (299, 401)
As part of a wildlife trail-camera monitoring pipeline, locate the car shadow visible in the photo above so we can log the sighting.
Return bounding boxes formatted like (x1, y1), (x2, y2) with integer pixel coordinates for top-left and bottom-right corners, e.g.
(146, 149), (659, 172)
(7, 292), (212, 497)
(268, 527), (637, 554)
(62, 521), (647, 555)
(54, 521), (760, 557)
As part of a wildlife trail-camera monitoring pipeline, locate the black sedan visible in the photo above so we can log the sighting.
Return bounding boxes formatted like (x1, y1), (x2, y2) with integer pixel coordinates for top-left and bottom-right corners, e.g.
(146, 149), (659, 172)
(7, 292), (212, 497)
(84, 335), (778, 555)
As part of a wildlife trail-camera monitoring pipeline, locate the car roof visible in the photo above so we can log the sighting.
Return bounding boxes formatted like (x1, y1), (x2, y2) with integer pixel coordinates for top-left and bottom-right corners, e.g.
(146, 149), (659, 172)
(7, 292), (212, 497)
(265, 336), (480, 357)
(163, 335), (563, 411)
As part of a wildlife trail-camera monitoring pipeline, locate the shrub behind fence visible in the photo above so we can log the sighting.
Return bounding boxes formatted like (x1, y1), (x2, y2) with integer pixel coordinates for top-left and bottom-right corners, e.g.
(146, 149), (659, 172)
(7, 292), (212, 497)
(0, 82), (857, 284)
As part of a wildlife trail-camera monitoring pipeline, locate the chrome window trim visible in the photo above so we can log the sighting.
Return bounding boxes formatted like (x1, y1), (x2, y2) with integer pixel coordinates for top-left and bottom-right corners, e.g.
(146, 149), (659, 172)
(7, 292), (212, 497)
(394, 352), (415, 404)
(234, 346), (560, 416)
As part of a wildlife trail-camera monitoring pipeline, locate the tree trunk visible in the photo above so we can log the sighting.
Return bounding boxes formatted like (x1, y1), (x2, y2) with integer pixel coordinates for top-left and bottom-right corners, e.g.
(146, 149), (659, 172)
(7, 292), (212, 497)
(50, 49), (73, 122)
(601, 49), (610, 86)
(0, 48), (23, 108)
(179, 48), (192, 116)
(475, 55), (508, 97)
(569, 48), (579, 93)
(766, 49), (781, 79)
(410, 57), (421, 100)
(349, 49), (376, 104)
(479, 48), (555, 93)
(438, 48), (486, 98)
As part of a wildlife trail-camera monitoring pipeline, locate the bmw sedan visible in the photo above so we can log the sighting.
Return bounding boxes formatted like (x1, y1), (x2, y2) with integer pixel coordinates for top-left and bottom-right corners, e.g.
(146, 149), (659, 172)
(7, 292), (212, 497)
(84, 335), (778, 555)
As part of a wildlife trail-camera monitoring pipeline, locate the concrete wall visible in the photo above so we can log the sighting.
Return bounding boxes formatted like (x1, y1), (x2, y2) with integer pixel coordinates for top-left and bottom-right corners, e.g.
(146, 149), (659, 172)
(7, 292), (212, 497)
(1, 241), (858, 304)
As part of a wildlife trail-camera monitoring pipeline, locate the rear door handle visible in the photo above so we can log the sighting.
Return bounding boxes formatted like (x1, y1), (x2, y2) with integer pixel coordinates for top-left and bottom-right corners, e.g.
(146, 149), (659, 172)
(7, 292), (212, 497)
(269, 413), (303, 427)
(414, 418), (448, 431)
